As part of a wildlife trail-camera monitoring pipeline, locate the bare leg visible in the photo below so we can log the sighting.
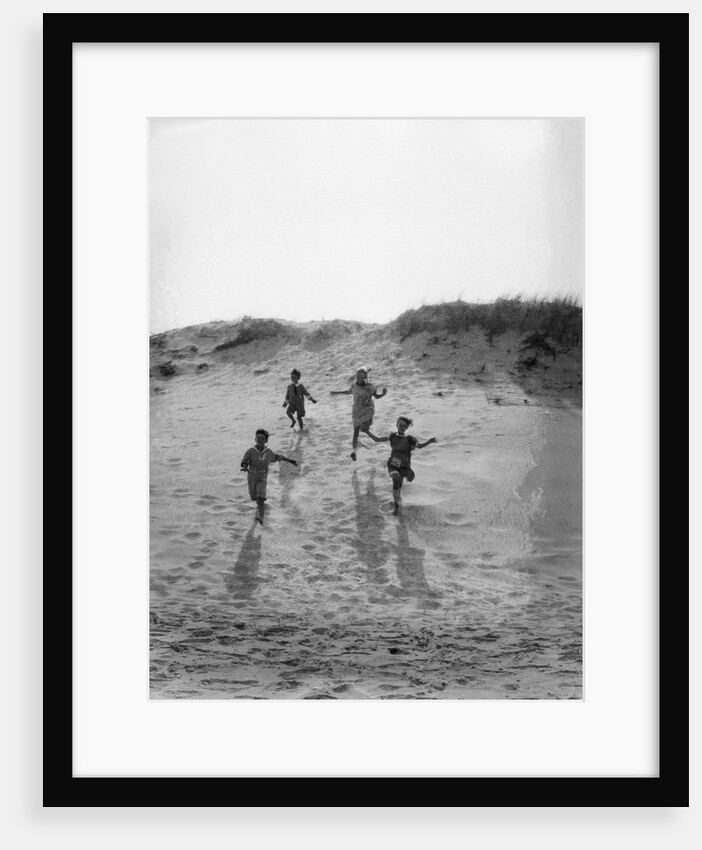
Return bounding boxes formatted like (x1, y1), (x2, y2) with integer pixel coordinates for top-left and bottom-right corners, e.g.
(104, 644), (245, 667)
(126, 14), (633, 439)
(351, 426), (360, 460)
(392, 475), (402, 515)
(286, 409), (296, 428)
(256, 498), (266, 524)
(297, 413), (304, 430)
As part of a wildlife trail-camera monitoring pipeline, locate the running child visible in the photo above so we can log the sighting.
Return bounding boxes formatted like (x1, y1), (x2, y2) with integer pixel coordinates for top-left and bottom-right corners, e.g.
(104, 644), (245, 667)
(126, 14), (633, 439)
(366, 416), (437, 515)
(330, 367), (387, 460)
(283, 369), (317, 431)
(240, 429), (298, 524)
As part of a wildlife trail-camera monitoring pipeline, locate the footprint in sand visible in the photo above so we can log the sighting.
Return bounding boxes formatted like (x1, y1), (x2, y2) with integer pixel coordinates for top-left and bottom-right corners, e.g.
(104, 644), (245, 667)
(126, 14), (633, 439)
(162, 571), (186, 585)
(444, 513), (474, 527)
(322, 499), (344, 511)
(434, 480), (457, 491)
(446, 556), (467, 569)
(184, 532), (202, 540)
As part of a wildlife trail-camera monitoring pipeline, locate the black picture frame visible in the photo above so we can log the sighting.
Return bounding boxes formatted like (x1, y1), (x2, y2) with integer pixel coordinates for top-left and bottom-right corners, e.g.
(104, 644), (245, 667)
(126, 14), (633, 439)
(52, 12), (688, 806)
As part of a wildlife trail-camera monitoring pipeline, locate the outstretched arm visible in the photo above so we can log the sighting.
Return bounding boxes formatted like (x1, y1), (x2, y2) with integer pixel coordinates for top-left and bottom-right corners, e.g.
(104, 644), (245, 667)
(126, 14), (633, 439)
(417, 437), (438, 449)
(365, 430), (389, 443)
(276, 454), (298, 466)
(303, 388), (317, 403)
(372, 387), (387, 399)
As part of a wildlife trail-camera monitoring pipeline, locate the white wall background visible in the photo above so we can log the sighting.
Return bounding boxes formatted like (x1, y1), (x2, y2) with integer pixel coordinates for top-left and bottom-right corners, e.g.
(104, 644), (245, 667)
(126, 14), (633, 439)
(5, 0), (699, 847)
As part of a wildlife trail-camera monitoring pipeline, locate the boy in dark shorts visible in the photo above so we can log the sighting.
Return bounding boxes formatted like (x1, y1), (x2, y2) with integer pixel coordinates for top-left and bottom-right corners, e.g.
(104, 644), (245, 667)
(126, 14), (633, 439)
(240, 429), (298, 524)
(366, 417), (437, 514)
(283, 369), (317, 430)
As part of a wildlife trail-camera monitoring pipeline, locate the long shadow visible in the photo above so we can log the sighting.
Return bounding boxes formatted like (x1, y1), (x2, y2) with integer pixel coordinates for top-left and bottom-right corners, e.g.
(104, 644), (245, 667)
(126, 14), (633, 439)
(394, 512), (437, 604)
(279, 430), (304, 510)
(351, 468), (390, 585)
(224, 523), (262, 600)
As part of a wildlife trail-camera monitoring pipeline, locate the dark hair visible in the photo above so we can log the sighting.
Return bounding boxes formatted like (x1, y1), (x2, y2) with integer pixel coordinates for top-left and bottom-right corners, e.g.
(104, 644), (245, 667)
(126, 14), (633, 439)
(291, 369), (301, 378)
(255, 429), (270, 439)
(397, 416), (413, 427)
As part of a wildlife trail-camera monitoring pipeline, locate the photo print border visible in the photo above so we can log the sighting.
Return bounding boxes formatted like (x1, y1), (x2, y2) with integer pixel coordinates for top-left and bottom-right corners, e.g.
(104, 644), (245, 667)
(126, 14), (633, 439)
(54, 11), (688, 806)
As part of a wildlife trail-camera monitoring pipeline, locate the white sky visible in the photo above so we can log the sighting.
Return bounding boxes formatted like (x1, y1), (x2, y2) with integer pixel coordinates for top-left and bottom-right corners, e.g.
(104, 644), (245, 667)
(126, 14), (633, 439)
(149, 118), (583, 333)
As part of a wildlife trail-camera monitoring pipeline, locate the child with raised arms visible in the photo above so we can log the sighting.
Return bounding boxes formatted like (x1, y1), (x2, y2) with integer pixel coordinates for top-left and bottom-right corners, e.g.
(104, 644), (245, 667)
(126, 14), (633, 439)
(330, 367), (387, 461)
(240, 428), (298, 525)
(366, 416), (437, 515)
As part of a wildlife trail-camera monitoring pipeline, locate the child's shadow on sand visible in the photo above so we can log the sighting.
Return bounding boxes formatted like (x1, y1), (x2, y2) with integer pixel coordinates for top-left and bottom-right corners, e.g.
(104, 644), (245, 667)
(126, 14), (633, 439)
(224, 524), (262, 599)
(394, 514), (439, 606)
(351, 468), (390, 585)
(280, 431), (304, 509)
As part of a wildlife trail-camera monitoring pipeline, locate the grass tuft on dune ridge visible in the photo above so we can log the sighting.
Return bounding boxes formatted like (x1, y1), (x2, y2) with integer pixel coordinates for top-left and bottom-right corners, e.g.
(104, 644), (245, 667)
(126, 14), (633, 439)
(213, 318), (290, 351)
(393, 295), (581, 348)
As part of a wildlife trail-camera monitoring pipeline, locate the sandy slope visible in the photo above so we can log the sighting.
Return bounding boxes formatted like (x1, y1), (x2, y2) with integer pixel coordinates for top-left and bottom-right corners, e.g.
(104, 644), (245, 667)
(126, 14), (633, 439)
(149, 321), (582, 699)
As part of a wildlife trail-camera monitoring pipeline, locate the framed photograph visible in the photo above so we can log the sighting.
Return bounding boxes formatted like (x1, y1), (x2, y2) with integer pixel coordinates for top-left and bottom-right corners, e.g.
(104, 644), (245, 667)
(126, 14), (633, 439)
(55, 13), (688, 804)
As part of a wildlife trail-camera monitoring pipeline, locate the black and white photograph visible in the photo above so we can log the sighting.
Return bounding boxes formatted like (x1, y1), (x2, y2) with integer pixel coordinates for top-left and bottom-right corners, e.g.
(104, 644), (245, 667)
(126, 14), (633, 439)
(29, 0), (690, 821)
(148, 117), (584, 700)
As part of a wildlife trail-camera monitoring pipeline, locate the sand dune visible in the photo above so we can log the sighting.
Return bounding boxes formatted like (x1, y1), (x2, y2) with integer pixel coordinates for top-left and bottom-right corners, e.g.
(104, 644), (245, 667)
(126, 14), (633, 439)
(149, 317), (582, 699)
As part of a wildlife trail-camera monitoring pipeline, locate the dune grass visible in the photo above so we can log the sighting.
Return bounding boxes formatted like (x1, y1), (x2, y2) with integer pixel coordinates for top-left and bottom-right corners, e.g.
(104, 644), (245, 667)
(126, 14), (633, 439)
(392, 295), (581, 349)
(150, 296), (582, 356)
(212, 318), (289, 351)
